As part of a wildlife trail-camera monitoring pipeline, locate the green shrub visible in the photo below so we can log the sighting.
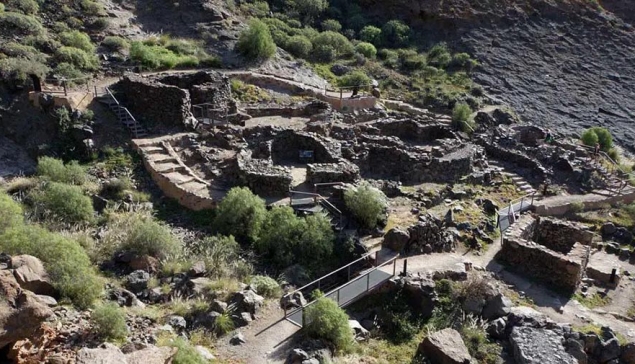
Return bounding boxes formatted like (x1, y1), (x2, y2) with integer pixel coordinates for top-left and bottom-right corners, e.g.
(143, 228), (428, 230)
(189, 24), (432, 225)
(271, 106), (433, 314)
(187, 235), (244, 279)
(56, 46), (99, 70)
(30, 182), (94, 224)
(313, 44), (337, 62)
(428, 43), (452, 68)
(461, 326), (502, 364)
(344, 184), (387, 229)
(80, 0), (104, 15)
(37, 157), (88, 185)
(165, 337), (207, 364)
(338, 70), (371, 87)
(213, 312), (235, 336)
(379, 289), (421, 343)
(381, 20), (410, 47)
(129, 41), (201, 70)
(102, 36), (129, 51)
(321, 19), (342, 32)
(0, 12), (43, 35)
(452, 102), (474, 133)
(118, 213), (179, 258)
(0, 193), (23, 233)
(398, 49), (426, 71)
(255, 206), (334, 271)
(239, 0), (270, 17)
(0, 57), (49, 83)
(359, 25), (381, 45)
(283, 35), (312, 58)
(581, 127), (613, 152)
(60, 30), (95, 53)
(451, 52), (477, 70)
(289, 0), (328, 22)
(92, 302), (128, 341)
(5, 0), (38, 15)
(54, 62), (84, 80)
(24, 34), (62, 53)
(608, 148), (620, 162)
(0, 224), (101, 308)
(312, 31), (354, 61)
(304, 296), (354, 353)
(212, 187), (267, 244)
(237, 19), (276, 61)
(90, 17), (110, 31)
(0, 3), (4, 12)
(355, 42), (376, 59)
(0, 42), (46, 62)
(250, 275), (281, 298)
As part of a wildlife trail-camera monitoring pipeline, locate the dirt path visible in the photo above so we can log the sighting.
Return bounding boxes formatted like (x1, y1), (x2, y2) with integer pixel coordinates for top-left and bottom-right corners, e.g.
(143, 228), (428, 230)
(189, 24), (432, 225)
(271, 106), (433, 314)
(214, 301), (300, 364)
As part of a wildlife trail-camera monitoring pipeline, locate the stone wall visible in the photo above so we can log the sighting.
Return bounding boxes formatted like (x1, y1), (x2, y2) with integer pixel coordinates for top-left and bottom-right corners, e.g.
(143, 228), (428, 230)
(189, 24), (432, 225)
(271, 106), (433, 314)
(115, 75), (193, 127)
(159, 71), (232, 111)
(534, 218), (594, 253)
(233, 150), (292, 196)
(306, 161), (360, 184)
(243, 101), (330, 118)
(477, 139), (547, 182)
(371, 119), (456, 143)
(271, 130), (341, 164)
(498, 215), (588, 292)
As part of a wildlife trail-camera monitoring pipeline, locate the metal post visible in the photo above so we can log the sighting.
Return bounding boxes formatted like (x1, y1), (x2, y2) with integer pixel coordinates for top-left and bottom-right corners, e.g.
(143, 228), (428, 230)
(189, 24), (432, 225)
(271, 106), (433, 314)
(347, 265), (350, 281)
(94, 85), (97, 97)
(366, 272), (370, 291)
(520, 197), (524, 211)
(63, 81), (67, 96)
(374, 251), (378, 266)
(393, 258), (397, 276)
(340, 88), (343, 100)
(337, 289), (340, 305)
(610, 268), (617, 284)
(318, 280), (321, 291)
(403, 259), (407, 275)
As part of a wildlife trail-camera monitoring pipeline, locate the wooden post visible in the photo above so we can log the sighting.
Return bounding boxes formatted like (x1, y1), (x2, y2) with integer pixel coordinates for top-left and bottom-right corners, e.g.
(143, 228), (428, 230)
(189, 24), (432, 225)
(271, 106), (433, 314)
(63, 81), (67, 96)
(340, 88), (343, 100)
(94, 85), (97, 97)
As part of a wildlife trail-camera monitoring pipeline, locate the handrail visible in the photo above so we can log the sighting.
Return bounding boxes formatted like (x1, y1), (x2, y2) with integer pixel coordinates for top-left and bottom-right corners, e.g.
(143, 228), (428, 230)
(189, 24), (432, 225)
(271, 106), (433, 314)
(316, 196), (342, 216)
(289, 189), (342, 216)
(579, 144), (633, 178)
(314, 182), (345, 189)
(105, 87), (120, 106)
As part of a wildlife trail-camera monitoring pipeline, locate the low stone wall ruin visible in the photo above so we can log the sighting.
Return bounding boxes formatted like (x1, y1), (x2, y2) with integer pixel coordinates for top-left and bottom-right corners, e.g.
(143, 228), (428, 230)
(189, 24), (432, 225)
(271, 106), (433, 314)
(371, 120), (456, 143)
(271, 130), (341, 164)
(233, 150), (292, 196)
(497, 215), (589, 292)
(243, 101), (330, 118)
(534, 218), (594, 254)
(306, 161), (360, 184)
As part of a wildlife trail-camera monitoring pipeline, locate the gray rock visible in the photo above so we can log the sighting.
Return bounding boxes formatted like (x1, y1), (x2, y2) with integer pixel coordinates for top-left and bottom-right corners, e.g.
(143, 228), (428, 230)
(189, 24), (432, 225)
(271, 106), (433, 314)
(510, 326), (576, 364)
(109, 287), (145, 308)
(615, 227), (634, 245)
(193, 311), (221, 330)
(230, 332), (246, 345)
(348, 320), (370, 341)
(167, 315), (186, 331)
(210, 299), (228, 313)
(620, 343), (635, 364)
(186, 277), (213, 296)
(77, 343), (127, 364)
(34, 295), (58, 307)
(418, 328), (473, 364)
(301, 359), (319, 364)
(230, 289), (264, 315)
(280, 291), (307, 310)
(126, 270), (150, 293)
(11, 255), (55, 296)
(187, 261), (206, 277)
(394, 275), (438, 319)
(487, 317), (508, 340)
(599, 337), (621, 363)
(482, 293), (512, 320)
(232, 312), (253, 327)
(565, 338), (587, 364)
(287, 348), (309, 364)
(195, 346), (215, 361)
(382, 227), (410, 252)
(462, 295), (486, 316)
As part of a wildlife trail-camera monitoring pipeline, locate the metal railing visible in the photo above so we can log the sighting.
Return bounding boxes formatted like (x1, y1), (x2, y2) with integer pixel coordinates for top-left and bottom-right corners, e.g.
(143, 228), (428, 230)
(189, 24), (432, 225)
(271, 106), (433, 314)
(497, 192), (537, 235)
(578, 144), (633, 192)
(283, 252), (399, 327)
(289, 189), (343, 226)
(323, 84), (376, 100)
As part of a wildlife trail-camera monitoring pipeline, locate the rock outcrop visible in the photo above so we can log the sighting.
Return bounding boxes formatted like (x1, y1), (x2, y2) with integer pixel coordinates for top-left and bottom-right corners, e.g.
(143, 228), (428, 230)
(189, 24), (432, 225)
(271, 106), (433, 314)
(418, 328), (474, 364)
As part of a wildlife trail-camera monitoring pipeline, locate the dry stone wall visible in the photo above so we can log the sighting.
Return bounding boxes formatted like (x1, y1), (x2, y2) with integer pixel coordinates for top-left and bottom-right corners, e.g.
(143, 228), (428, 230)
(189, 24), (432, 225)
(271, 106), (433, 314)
(306, 161), (360, 184)
(271, 130), (341, 164)
(233, 150), (292, 196)
(534, 218), (594, 254)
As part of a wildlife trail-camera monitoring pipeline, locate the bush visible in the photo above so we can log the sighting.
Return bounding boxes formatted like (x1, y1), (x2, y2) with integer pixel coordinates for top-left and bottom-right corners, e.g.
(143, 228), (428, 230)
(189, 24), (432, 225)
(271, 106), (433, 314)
(451, 52), (477, 70)
(283, 35), (312, 58)
(312, 31), (354, 60)
(90, 17), (110, 31)
(0, 11), (43, 35)
(0, 3), (4, 12)
(30, 182), (94, 224)
(60, 31), (95, 53)
(290, 0), (328, 22)
(338, 70), (371, 87)
(5, 0), (38, 15)
(313, 44), (337, 62)
(129, 41), (199, 70)
(581, 127), (613, 152)
(0, 193), (23, 233)
(165, 337), (207, 364)
(608, 148), (620, 162)
(118, 214), (179, 258)
(344, 184), (387, 229)
(54, 62), (84, 80)
(359, 25), (381, 45)
(427, 43), (452, 68)
(355, 42), (376, 59)
(250, 275), (281, 298)
(92, 302), (128, 341)
(0, 224), (102, 308)
(0, 57), (49, 84)
(255, 206), (334, 271)
(237, 19), (276, 61)
(381, 20), (410, 47)
(187, 235), (244, 279)
(55, 46), (99, 70)
(37, 157), (88, 185)
(0, 42), (46, 62)
(452, 102), (474, 133)
(304, 296), (354, 353)
(102, 36), (129, 51)
(212, 187), (267, 244)
(321, 19), (342, 32)
(80, 0), (104, 15)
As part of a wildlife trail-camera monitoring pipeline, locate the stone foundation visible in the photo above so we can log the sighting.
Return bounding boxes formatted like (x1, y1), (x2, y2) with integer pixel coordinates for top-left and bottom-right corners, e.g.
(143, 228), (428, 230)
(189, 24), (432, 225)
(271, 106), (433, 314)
(497, 215), (589, 292)
(306, 161), (360, 184)
(234, 150), (292, 196)
(271, 130), (341, 164)
(533, 218), (594, 254)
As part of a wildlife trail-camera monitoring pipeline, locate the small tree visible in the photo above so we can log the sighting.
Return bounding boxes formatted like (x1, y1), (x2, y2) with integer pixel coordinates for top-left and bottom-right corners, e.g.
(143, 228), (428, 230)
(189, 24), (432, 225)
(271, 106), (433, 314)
(0, 193), (23, 233)
(92, 302), (128, 341)
(452, 102), (475, 133)
(338, 70), (371, 88)
(304, 296), (354, 353)
(355, 42), (377, 59)
(581, 127), (613, 152)
(237, 19), (276, 61)
(321, 19), (342, 32)
(312, 31), (354, 60)
(284, 35), (312, 58)
(344, 184), (386, 230)
(359, 25), (381, 45)
(119, 214), (179, 259)
(213, 187), (267, 244)
(381, 20), (410, 47)
(290, 0), (328, 22)
(30, 182), (94, 224)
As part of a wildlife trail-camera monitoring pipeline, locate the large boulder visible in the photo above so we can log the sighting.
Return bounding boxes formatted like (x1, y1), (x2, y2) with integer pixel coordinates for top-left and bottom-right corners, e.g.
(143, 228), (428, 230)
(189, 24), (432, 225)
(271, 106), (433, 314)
(418, 328), (474, 364)
(125, 345), (177, 364)
(230, 289), (264, 315)
(280, 291), (307, 310)
(382, 227), (410, 252)
(11, 255), (55, 296)
(348, 320), (370, 341)
(0, 270), (54, 349)
(76, 343), (127, 364)
(392, 275), (438, 319)
(128, 255), (159, 274)
(510, 326), (576, 364)
(601, 222), (617, 236)
(621, 343), (635, 364)
(614, 227), (634, 245)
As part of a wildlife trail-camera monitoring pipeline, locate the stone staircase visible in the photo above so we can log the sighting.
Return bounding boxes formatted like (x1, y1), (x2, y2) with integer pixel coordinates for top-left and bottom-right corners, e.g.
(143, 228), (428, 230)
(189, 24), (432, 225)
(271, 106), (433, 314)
(489, 160), (538, 195)
(289, 191), (345, 232)
(96, 87), (147, 138)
